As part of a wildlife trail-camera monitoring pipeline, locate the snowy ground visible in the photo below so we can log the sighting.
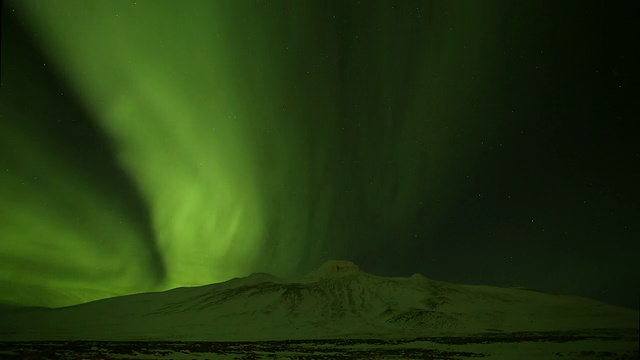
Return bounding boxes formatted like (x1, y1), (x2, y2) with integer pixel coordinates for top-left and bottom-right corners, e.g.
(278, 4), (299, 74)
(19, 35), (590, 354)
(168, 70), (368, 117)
(0, 329), (637, 359)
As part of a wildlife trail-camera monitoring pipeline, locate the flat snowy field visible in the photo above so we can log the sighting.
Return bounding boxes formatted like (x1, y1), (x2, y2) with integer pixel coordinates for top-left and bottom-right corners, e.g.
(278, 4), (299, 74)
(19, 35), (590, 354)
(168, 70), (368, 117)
(0, 330), (638, 359)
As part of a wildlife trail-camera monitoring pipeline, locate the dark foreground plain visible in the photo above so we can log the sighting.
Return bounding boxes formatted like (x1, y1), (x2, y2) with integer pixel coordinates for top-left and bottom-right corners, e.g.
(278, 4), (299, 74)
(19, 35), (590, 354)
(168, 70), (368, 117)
(0, 329), (637, 359)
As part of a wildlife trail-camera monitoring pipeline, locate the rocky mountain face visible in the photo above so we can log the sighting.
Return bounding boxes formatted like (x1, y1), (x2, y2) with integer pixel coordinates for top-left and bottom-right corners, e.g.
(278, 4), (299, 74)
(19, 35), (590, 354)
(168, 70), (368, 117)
(0, 260), (636, 341)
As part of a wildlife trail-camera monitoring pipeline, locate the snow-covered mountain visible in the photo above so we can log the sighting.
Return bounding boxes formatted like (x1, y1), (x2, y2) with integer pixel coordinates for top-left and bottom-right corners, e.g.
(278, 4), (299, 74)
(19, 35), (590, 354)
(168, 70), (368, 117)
(0, 260), (636, 341)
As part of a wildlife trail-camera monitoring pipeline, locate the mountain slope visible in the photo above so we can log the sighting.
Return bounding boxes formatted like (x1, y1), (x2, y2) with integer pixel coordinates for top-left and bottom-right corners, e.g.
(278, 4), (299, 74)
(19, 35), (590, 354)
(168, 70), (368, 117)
(0, 260), (636, 341)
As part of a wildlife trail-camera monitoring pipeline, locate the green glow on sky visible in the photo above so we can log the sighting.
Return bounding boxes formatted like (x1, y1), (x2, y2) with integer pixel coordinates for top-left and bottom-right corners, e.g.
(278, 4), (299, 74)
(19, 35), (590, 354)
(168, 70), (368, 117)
(0, 0), (507, 306)
(9, 0), (314, 291)
(3, 0), (637, 309)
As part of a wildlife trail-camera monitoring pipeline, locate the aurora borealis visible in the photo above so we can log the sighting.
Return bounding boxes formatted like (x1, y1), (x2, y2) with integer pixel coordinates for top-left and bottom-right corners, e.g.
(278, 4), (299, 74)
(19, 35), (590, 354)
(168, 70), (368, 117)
(0, 0), (637, 309)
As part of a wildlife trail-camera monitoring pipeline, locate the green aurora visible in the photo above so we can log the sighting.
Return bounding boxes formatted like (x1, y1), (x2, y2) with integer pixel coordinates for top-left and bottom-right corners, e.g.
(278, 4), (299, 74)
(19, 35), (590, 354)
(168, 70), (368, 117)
(1, 0), (637, 308)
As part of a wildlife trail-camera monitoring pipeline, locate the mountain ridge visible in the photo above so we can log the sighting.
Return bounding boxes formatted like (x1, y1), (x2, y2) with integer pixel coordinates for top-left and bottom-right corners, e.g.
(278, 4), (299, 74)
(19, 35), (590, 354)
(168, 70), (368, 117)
(0, 260), (636, 341)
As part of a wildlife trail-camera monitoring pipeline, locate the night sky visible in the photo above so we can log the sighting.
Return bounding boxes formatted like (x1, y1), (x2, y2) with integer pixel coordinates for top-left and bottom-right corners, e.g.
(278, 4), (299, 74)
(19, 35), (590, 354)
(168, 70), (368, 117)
(1, 0), (638, 310)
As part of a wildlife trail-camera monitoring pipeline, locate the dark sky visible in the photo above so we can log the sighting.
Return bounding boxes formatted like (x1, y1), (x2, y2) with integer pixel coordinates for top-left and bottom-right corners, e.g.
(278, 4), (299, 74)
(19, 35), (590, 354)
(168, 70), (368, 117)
(0, 0), (638, 309)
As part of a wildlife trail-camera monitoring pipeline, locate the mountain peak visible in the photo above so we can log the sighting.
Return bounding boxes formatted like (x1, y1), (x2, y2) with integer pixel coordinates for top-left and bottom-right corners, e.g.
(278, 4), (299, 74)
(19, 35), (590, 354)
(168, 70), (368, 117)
(314, 260), (361, 275)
